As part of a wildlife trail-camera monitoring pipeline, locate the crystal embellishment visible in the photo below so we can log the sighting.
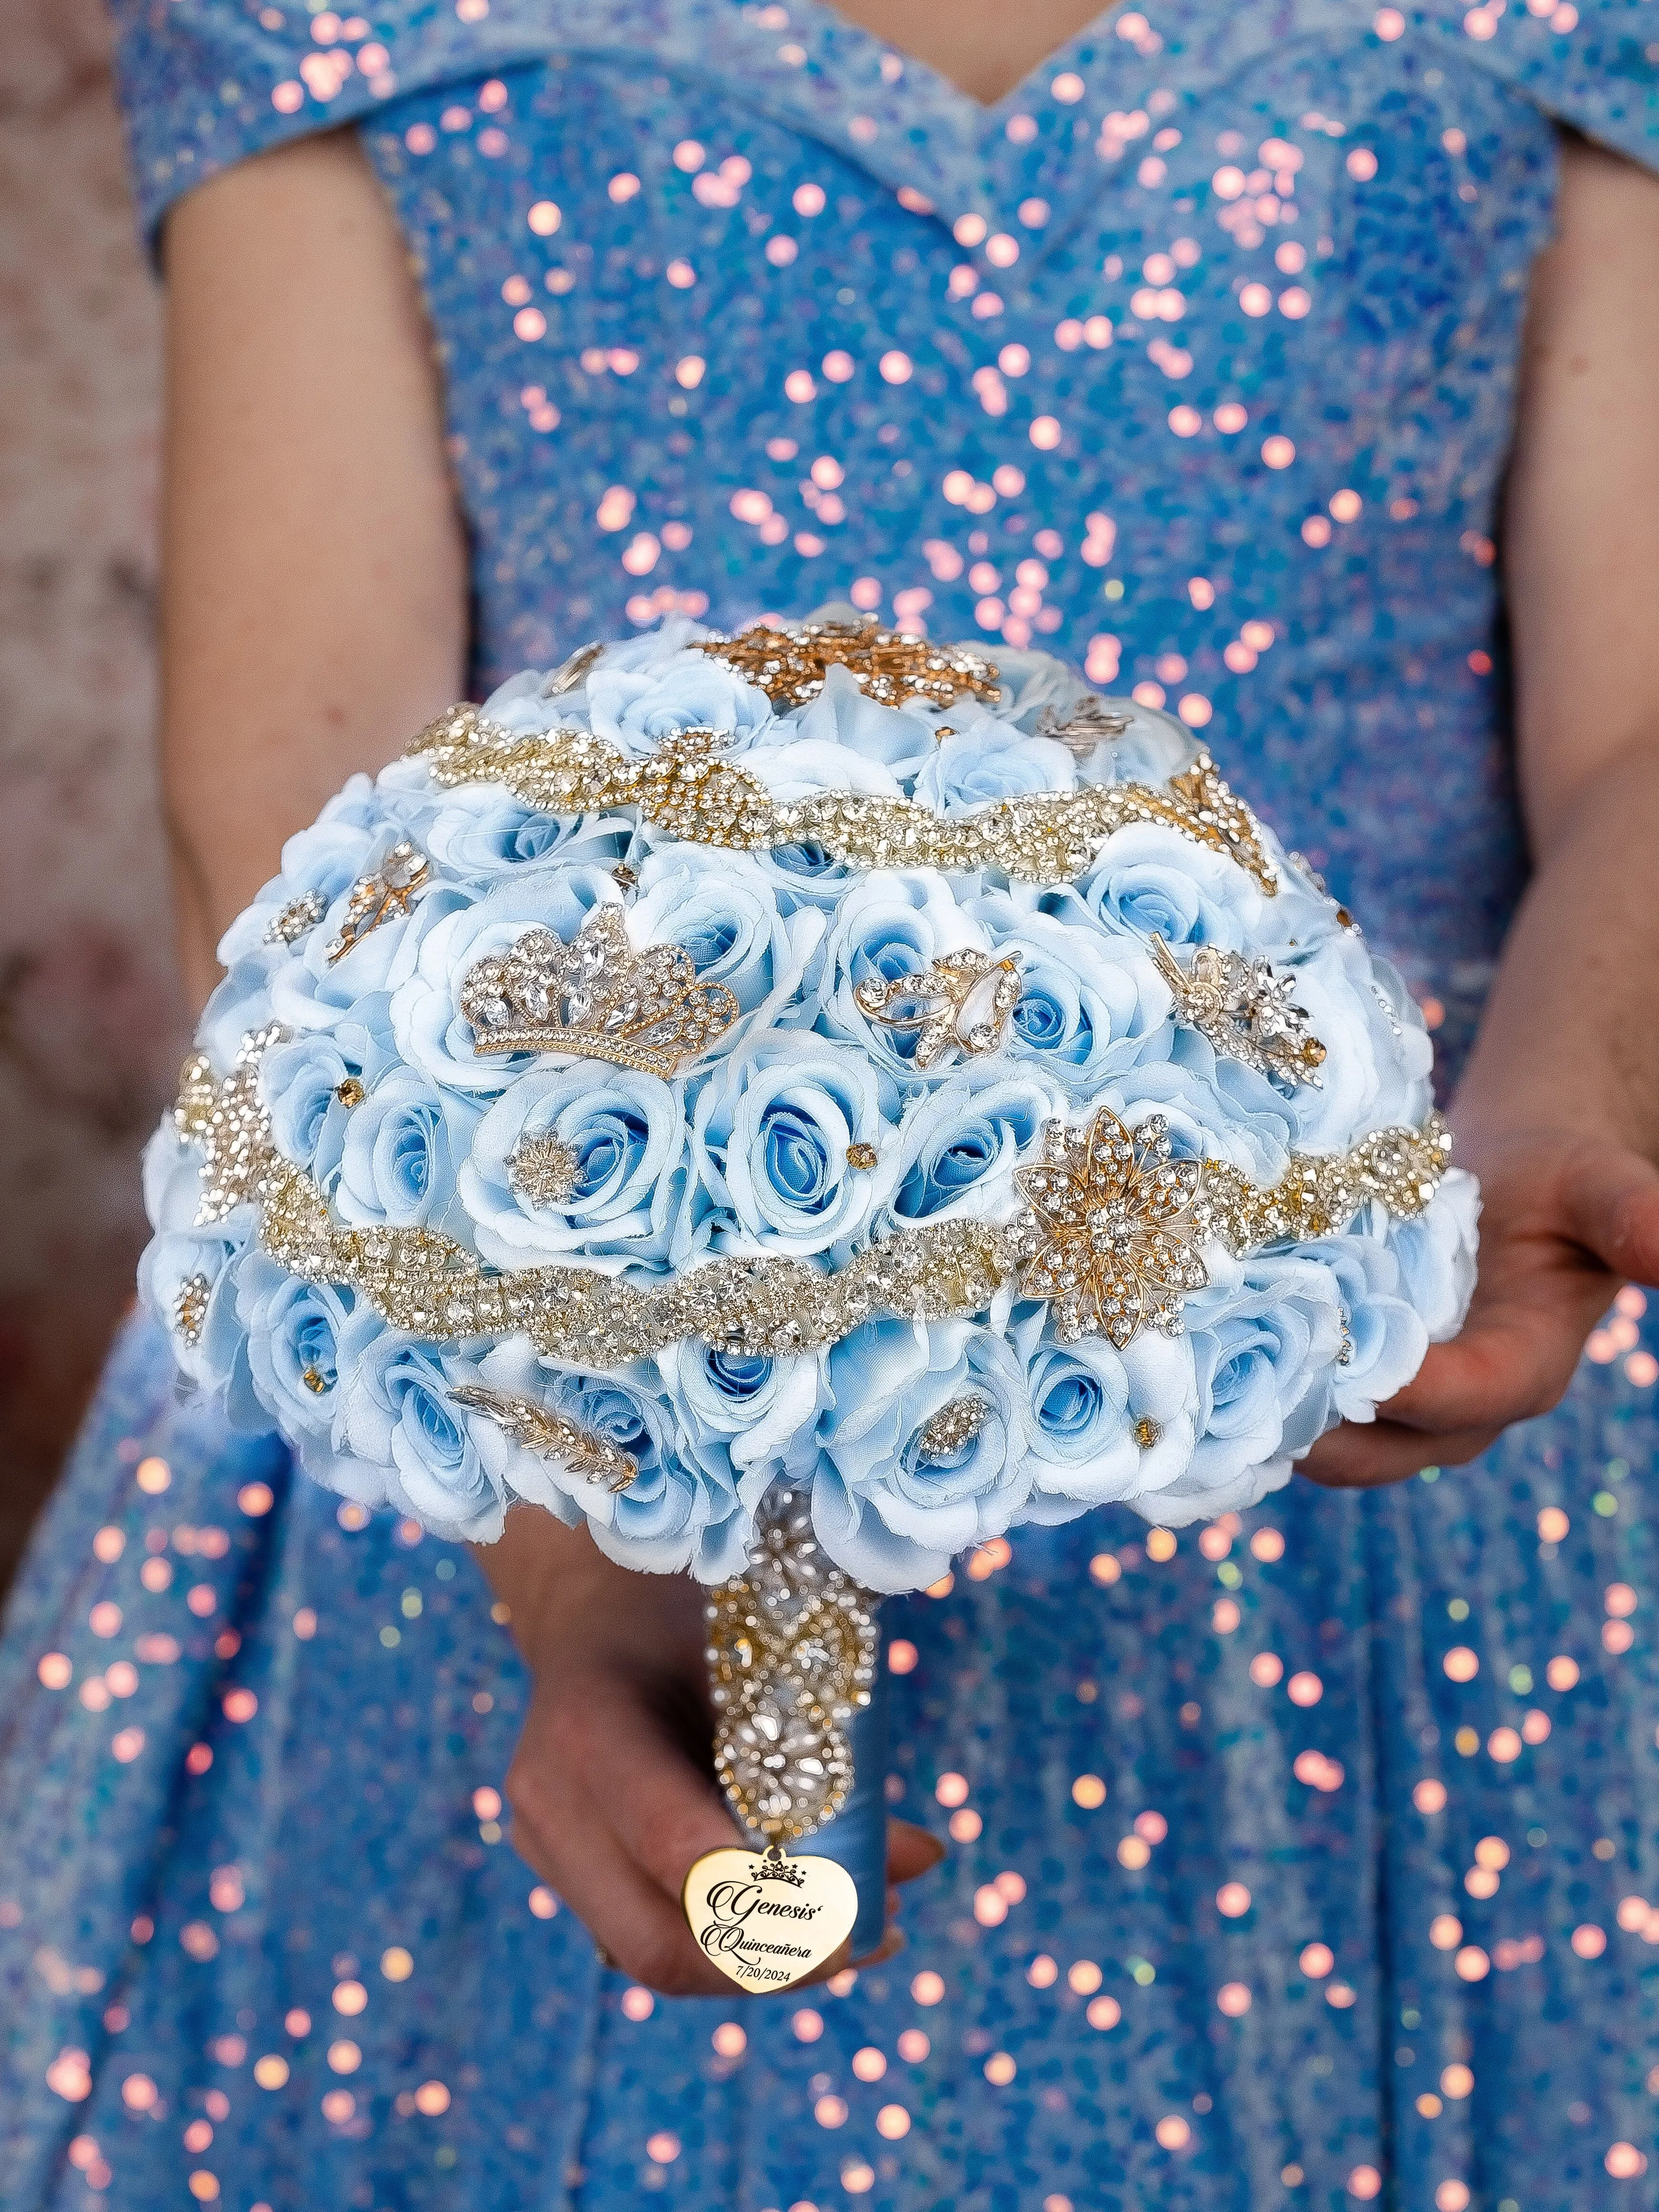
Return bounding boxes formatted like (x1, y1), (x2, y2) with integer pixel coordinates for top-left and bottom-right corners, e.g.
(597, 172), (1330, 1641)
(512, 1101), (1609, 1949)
(408, 709), (1282, 894)
(1037, 697), (1133, 755)
(447, 1383), (637, 1491)
(505, 1132), (581, 1207)
(173, 1272), (212, 1347)
(1013, 1107), (1211, 1348)
(916, 1393), (990, 1462)
(1150, 934), (1327, 1086)
(854, 949), (1023, 1070)
(459, 904), (740, 1077)
(706, 1486), (879, 1843)
(694, 618), (1002, 710)
(170, 1036), (1451, 1366)
(323, 841), (429, 965)
(264, 889), (326, 946)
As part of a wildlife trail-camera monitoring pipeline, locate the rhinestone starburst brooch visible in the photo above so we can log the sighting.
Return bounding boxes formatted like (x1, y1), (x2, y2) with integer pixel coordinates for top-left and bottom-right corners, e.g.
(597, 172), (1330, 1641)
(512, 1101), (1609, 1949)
(460, 904), (739, 1078)
(695, 617), (1002, 711)
(1012, 1107), (1211, 1348)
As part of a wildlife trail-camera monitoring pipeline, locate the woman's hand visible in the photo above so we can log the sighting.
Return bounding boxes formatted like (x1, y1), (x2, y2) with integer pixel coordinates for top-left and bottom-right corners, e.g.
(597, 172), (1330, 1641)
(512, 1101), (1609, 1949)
(482, 1512), (944, 1997)
(1302, 1121), (1659, 1488)
(1303, 136), (1659, 1494)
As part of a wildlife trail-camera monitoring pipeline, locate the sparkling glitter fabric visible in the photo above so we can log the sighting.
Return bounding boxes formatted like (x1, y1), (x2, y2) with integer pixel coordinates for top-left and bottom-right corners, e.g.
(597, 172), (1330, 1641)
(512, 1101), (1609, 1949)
(0, 3), (1653, 2205)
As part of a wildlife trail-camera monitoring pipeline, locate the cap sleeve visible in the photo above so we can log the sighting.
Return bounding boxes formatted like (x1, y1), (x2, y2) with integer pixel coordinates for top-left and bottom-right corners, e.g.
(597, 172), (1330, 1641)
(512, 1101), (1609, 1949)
(108, 0), (565, 249)
(1426, 0), (1659, 167)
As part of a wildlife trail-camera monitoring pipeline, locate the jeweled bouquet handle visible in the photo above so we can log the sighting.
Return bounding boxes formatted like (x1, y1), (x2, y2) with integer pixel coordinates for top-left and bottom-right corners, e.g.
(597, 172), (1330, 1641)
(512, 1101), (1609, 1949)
(142, 611), (1478, 1979)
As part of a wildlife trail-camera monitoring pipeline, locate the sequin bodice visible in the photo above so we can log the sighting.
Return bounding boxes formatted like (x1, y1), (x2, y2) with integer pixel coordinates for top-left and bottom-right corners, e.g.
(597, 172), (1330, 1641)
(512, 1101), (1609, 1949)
(112, 0), (1654, 1068)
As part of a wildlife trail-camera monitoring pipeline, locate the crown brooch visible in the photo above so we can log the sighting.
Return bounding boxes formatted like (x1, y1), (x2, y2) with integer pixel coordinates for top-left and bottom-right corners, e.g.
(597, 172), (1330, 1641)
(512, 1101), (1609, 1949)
(459, 904), (740, 1078)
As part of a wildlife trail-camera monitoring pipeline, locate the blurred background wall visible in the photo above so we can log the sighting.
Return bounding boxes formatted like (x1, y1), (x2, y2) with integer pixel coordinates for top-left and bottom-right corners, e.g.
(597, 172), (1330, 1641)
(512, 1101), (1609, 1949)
(0, 0), (187, 1586)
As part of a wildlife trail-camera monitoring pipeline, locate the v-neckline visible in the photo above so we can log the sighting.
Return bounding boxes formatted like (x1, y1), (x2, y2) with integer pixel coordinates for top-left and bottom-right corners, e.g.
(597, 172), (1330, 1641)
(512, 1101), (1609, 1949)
(806, 0), (1133, 125)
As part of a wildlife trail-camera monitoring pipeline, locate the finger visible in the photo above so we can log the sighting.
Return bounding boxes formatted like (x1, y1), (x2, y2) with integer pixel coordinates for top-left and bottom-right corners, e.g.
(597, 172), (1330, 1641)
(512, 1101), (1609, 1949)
(1359, 1306), (1591, 1438)
(507, 1752), (737, 1998)
(1563, 1145), (1659, 1285)
(562, 1673), (746, 1902)
(1300, 1418), (1505, 1489)
(888, 1819), (946, 1885)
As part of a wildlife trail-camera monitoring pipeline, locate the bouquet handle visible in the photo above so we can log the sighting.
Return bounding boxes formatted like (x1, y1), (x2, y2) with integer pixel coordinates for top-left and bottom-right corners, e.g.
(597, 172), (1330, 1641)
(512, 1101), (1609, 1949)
(795, 1631), (889, 1961)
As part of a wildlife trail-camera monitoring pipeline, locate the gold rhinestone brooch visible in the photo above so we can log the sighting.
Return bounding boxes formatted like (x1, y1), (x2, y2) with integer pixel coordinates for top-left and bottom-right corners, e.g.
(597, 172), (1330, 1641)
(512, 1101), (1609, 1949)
(1012, 1107), (1211, 1348)
(854, 948), (1023, 1070)
(459, 904), (740, 1078)
(1150, 934), (1327, 1087)
(694, 618), (1002, 711)
(323, 841), (429, 966)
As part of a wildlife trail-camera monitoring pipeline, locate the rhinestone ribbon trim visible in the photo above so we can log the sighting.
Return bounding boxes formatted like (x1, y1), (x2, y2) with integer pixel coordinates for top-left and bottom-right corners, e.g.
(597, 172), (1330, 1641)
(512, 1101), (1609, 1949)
(173, 1037), (1450, 1364)
(707, 1486), (879, 1845)
(405, 709), (1281, 895)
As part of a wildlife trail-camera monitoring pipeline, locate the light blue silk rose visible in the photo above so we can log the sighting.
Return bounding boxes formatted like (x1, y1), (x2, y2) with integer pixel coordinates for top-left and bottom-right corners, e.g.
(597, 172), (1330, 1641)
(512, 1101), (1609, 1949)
(388, 865), (617, 1095)
(461, 1062), (693, 1270)
(260, 1015), (400, 1194)
(628, 846), (824, 1042)
(233, 1253), (375, 1496)
(336, 1316), (507, 1540)
(758, 660), (934, 776)
(1177, 1255), (1347, 1515)
(690, 1035), (899, 1257)
(586, 650), (773, 756)
(741, 836), (857, 916)
(1051, 823), (1267, 951)
(193, 957), (281, 1074)
(472, 1341), (752, 1578)
(335, 1067), (481, 1233)
(418, 786), (636, 882)
(656, 1335), (826, 1474)
(1010, 1305), (1198, 1519)
(1276, 1234), (1430, 1434)
(911, 718), (1076, 814)
(880, 1068), (1061, 1232)
(971, 893), (1167, 1091)
(1382, 1169), (1480, 1343)
(815, 872), (991, 1097)
(138, 1224), (255, 1410)
(811, 1318), (1035, 1591)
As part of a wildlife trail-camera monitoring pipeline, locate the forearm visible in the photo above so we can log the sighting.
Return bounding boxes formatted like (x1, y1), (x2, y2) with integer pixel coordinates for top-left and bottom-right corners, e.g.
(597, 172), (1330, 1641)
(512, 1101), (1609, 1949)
(1454, 736), (1659, 1163)
(159, 133), (466, 1008)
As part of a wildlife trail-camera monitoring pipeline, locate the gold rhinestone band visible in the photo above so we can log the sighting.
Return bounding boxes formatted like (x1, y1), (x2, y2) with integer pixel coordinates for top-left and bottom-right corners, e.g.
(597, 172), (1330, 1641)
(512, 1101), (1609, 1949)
(406, 710), (1280, 895)
(707, 1487), (880, 1844)
(171, 1038), (1450, 1364)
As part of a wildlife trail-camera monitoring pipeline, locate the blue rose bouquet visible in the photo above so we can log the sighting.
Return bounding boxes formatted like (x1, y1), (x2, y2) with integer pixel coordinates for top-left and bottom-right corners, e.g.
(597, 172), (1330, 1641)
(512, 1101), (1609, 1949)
(142, 609), (1477, 1942)
(143, 609), (1476, 1598)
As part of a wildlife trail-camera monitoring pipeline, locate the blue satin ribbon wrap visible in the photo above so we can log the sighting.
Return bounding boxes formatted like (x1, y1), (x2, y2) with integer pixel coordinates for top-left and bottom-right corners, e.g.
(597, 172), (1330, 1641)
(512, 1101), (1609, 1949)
(797, 1638), (889, 1960)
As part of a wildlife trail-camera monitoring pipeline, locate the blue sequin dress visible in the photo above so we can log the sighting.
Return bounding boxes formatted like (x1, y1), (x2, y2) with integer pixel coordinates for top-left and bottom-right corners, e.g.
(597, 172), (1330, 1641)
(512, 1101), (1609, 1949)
(4, 4), (1658, 2204)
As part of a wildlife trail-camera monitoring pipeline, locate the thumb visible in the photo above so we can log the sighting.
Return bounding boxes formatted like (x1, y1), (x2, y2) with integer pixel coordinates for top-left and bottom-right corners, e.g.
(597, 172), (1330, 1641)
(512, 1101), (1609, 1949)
(1562, 1144), (1659, 1285)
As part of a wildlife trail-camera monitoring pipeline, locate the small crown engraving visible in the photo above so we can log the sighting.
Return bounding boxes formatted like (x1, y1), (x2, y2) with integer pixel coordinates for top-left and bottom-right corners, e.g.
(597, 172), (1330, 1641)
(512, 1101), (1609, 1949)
(752, 1848), (810, 1887)
(854, 947), (1022, 1071)
(460, 905), (740, 1079)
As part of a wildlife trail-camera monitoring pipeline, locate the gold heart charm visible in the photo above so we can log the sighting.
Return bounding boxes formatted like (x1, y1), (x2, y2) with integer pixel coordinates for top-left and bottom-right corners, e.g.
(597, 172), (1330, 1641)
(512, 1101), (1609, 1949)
(682, 1845), (859, 1995)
